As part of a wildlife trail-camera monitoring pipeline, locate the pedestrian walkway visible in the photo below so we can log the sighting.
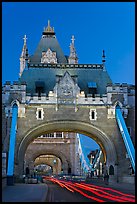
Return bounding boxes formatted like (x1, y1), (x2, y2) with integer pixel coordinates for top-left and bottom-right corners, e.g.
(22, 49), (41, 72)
(2, 183), (48, 202)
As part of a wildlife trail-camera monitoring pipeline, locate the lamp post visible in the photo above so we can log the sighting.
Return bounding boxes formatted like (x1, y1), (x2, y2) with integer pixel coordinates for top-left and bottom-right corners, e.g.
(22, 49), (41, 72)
(53, 159), (57, 174)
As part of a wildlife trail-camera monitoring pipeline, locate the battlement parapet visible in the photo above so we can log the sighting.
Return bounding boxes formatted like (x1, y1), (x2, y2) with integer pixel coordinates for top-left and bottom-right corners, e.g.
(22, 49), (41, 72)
(13, 81), (19, 85)
(78, 94), (107, 104)
(107, 83), (128, 93)
(25, 95), (57, 104)
(127, 85), (135, 95)
(5, 81), (11, 85)
(128, 89), (135, 95)
(127, 84), (135, 88)
(2, 82), (27, 104)
(2, 82), (27, 92)
(25, 93), (108, 105)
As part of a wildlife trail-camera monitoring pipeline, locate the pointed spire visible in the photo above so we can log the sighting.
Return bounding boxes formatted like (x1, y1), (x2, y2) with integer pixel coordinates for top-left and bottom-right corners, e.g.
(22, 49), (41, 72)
(46, 20), (51, 31)
(102, 50), (106, 62)
(68, 35), (78, 64)
(48, 20), (50, 27)
(102, 50), (106, 71)
(21, 35), (28, 58)
(19, 35), (29, 77)
(71, 35), (75, 44)
(23, 34), (27, 45)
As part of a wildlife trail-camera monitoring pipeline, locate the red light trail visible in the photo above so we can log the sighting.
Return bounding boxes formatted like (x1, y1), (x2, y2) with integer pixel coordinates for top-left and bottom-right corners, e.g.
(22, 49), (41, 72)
(43, 176), (135, 202)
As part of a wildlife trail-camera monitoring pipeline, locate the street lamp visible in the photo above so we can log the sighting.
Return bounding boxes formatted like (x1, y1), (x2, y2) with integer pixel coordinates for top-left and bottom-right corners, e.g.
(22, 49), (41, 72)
(53, 159), (56, 164)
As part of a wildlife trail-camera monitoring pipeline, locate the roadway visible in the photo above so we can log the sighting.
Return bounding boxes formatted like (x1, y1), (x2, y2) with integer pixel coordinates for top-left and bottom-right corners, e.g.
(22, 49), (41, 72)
(43, 176), (135, 202)
(2, 176), (135, 202)
(45, 180), (92, 202)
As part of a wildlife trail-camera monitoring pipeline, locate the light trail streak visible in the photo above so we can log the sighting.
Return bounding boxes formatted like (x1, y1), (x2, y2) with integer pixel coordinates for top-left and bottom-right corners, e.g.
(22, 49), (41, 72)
(45, 177), (74, 192)
(51, 178), (74, 192)
(60, 181), (105, 202)
(43, 176), (135, 202)
(81, 183), (135, 202)
(75, 182), (135, 202)
(83, 183), (135, 199)
(45, 177), (105, 202)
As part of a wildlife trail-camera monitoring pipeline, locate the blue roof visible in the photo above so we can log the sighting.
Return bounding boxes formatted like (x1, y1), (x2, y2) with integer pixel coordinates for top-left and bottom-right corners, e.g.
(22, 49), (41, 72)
(20, 67), (112, 95)
(29, 35), (67, 64)
(19, 28), (112, 95)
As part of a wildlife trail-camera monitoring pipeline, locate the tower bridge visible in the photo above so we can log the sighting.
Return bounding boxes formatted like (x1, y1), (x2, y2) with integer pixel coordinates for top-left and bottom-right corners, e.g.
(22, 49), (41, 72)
(2, 21), (135, 186)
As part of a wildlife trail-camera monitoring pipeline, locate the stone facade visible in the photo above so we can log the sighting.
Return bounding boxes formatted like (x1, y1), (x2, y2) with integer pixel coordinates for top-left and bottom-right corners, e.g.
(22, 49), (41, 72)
(24, 133), (81, 176)
(2, 84), (135, 182)
(2, 21), (135, 184)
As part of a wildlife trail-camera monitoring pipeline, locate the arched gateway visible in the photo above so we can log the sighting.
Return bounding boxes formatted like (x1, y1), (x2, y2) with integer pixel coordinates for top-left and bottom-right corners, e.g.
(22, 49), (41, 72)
(17, 120), (117, 176)
(2, 21), (135, 185)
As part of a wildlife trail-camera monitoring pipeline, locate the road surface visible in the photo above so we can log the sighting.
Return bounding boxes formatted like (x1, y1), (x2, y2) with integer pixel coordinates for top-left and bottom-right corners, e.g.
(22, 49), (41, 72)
(43, 176), (135, 202)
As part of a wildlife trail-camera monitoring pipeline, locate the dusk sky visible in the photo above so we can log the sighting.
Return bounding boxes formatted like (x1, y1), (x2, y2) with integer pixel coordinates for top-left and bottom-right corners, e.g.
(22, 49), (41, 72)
(2, 2), (135, 151)
(2, 2), (135, 85)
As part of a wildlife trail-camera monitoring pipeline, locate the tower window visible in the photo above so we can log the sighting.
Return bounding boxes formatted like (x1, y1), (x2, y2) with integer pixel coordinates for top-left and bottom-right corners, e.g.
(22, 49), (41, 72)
(91, 110), (95, 119)
(88, 82), (97, 96)
(36, 87), (43, 97)
(89, 109), (97, 121)
(36, 108), (44, 120)
(35, 81), (45, 97)
(38, 110), (42, 119)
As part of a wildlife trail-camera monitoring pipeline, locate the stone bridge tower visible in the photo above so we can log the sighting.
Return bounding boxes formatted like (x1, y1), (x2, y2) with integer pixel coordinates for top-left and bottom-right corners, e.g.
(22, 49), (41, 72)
(2, 20), (135, 184)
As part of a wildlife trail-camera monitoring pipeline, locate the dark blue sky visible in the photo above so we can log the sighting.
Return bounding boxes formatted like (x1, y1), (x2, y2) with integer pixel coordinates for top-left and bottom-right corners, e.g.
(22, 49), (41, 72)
(2, 2), (135, 85)
(80, 134), (100, 153)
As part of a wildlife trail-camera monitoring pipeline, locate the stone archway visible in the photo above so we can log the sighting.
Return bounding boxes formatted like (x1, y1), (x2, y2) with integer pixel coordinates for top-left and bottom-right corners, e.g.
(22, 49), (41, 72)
(17, 121), (117, 175)
(25, 149), (69, 175)
(34, 162), (53, 175)
(34, 156), (61, 175)
(17, 120), (117, 176)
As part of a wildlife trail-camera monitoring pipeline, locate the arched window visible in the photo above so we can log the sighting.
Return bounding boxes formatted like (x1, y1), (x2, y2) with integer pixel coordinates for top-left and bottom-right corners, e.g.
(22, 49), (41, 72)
(109, 165), (114, 175)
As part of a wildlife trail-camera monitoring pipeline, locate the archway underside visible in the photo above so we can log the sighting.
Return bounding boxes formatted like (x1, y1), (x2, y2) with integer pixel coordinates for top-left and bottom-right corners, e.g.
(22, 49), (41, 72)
(17, 120), (117, 175)
(34, 155), (62, 175)
(25, 149), (69, 173)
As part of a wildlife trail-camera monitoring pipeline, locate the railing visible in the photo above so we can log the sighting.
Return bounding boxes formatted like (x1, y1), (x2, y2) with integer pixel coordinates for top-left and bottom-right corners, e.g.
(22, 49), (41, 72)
(28, 63), (104, 69)
(115, 105), (135, 173)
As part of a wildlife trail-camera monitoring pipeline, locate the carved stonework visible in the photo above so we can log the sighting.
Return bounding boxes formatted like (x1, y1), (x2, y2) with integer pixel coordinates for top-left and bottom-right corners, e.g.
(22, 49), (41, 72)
(54, 71), (80, 104)
(41, 48), (57, 64)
